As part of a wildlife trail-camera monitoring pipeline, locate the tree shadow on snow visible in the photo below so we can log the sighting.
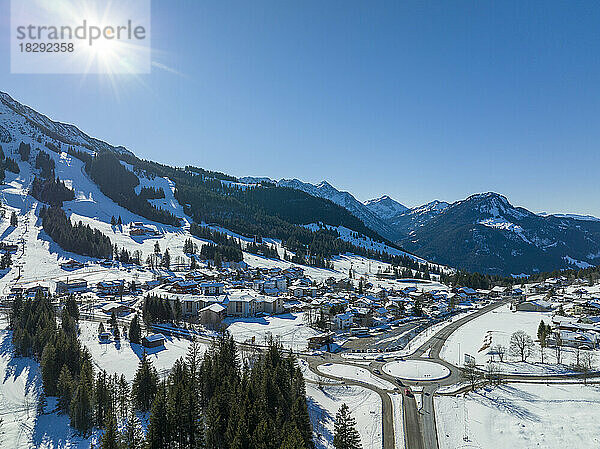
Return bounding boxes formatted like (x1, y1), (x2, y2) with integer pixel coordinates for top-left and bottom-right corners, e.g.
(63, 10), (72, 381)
(306, 396), (334, 449)
(0, 330), (40, 396)
(473, 385), (541, 422)
(0, 225), (16, 240)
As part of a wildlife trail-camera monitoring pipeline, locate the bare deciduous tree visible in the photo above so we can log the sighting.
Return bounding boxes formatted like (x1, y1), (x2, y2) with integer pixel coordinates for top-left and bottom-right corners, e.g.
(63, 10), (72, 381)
(492, 344), (507, 362)
(462, 360), (482, 391)
(509, 330), (534, 362)
(579, 351), (596, 385)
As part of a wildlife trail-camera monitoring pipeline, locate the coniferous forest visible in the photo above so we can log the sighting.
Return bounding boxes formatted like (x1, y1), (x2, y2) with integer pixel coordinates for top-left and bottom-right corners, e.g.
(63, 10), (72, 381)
(85, 152), (180, 226)
(10, 292), (315, 449)
(40, 206), (113, 259)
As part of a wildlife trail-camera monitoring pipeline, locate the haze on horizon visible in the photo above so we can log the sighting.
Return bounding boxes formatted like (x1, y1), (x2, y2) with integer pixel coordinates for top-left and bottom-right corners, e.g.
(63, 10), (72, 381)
(1, 0), (599, 216)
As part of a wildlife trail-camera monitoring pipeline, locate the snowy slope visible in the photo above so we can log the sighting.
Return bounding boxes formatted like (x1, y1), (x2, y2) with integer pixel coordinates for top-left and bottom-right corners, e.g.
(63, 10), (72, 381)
(0, 91), (133, 156)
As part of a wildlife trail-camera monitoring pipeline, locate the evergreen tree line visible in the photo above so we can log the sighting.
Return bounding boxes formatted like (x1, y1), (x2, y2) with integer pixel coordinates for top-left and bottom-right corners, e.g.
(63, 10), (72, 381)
(139, 186), (165, 200)
(142, 294), (175, 325)
(245, 242), (279, 259)
(10, 292), (98, 435)
(31, 176), (75, 206)
(45, 141), (94, 165)
(35, 149), (56, 178)
(85, 152), (180, 226)
(40, 206), (113, 259)
(440, 270), (516, 290)
(0, 144), (20, 183)
(18, 141), (31, 161)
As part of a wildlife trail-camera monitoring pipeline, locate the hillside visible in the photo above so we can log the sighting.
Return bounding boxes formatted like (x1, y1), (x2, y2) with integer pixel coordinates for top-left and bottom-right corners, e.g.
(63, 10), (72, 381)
(0, 91), (424, 273)
(400, 193), (600, 275)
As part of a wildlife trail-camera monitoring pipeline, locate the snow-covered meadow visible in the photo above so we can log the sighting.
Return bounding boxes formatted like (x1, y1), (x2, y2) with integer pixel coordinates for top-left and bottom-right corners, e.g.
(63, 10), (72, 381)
(306, 383), (382, 449)
(436, 383), (600, 449)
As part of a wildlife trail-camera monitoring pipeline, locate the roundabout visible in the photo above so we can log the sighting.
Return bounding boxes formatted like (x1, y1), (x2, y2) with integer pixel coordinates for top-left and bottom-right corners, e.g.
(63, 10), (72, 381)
(382, 359), (450, 381)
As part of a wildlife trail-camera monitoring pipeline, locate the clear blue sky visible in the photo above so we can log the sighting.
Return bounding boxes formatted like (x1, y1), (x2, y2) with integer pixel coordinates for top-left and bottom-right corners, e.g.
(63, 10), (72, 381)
(1, 1), (600, 216)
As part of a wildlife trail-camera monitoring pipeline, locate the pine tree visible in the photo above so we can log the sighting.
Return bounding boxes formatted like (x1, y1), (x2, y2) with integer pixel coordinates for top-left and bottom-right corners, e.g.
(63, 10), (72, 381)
(146, 382), (170, 449)
(10, 211), (17, 227)
(131, 351), (159, 411)
(98, 322), (106, 335)
(111, 216), (116, 226)
(333, 403), (361, 449)
(99, 412), (120, 449)
(129, 315), (141, 344)
(122, 410), (145, 449)
(162, 249), (171, 269)
(57, 366), (74, 413)
(41, 343), (59, 395)
(70, 379), (94, 436)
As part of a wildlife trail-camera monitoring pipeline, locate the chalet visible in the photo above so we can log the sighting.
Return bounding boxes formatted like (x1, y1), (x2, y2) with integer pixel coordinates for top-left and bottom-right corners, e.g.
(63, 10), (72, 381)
(199, 303), (227, 328)
(170, 280), (198, 294)
(56, 279), (88, 295)
(144, 279), (161, 289)
(61, 260), (84, 270)
(227, 294), (256, 317)
(516, 299), (554, 312)
(490, 286), (507, 298)
(0, 242), (18, 254)
(129, 222), (160, 236)
(308, 331), (334, 350)
(333, 312), (353, 330)
(101, 302), (133, 316)
(97, 280), (125, 295)
(142, 333), (165, 348)
(199, 282), (225, 296)
(25, 284), (50, 298)
(99, 332), (111, 342)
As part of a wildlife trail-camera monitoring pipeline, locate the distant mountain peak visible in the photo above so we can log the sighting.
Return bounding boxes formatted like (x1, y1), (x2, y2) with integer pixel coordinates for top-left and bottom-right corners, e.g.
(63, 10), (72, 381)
(364, 195), (408, 220)
(276, 178), (400, 240)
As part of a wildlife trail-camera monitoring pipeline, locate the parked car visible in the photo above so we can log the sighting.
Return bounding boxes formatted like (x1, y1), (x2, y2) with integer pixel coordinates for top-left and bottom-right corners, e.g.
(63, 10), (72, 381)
(404, 388), (413, 397)
(374, 369), (381, 375)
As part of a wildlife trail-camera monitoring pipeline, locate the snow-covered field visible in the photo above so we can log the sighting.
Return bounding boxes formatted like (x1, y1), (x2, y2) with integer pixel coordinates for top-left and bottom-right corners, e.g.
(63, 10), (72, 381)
(436, 383), (600, 449)
(440, 304), (596, 374)
(79, 320), (206, 381)
(382, 360), (450, 381)
(317, 363), (396, 390)
(306, 383), (382, 449)
(224, 312), (320, 352)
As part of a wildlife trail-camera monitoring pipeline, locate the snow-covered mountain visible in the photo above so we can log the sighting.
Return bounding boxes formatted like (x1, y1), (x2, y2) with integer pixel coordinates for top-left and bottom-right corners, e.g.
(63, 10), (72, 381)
(386, 200), (450, 238)
(276, 179), (401, 241)
(400, 192), (600, 275)
(0, 91), (133, 156)
(363, 195), (408, 220)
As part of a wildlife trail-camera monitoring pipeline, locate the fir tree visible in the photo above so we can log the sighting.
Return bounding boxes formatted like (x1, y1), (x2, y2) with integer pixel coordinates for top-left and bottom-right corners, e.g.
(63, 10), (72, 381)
(57, 366), (74, 413)
(131, 352), (159, 411)
(99, 412), (120, 449)
(129, 315), (141, 344)
(70, 380), (94, 436)
(146, 382), (170, 449)
(333, 404), (361, 449)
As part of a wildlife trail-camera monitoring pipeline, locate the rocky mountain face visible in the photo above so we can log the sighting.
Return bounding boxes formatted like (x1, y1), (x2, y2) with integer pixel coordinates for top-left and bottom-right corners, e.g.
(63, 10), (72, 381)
(398, 192), (600, 275)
